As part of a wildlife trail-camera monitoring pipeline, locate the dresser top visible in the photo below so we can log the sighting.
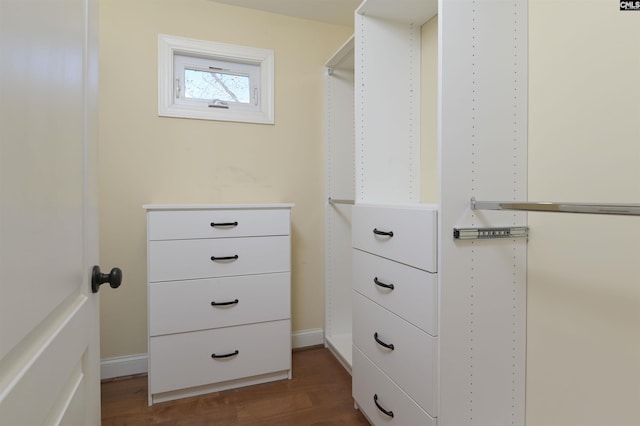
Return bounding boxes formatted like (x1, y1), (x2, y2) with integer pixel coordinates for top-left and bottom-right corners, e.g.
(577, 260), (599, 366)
(143, 203), (294, 211)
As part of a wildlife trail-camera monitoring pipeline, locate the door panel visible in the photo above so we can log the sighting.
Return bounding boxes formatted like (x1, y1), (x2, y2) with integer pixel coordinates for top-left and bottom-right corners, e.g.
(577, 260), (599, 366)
(0, 0), (85, 361)
(0, 295), (89, 423)
(0, 0), (100, 423)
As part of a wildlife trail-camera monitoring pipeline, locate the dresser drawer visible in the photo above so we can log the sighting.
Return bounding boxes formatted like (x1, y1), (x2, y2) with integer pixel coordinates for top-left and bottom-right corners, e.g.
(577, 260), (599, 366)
(353, 249), (437, 336)
(148, 208), (291, 241)
(352, 204), (437, 272)
(148, 236), (290, 282)
(353, 292), (438, 416)
(148, 320), (291, 395)
(149, 272), (290, 336)
(353, 347), (436, 426)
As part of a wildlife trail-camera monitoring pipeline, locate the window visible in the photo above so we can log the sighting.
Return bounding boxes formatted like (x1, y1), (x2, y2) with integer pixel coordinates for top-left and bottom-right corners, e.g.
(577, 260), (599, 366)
(175, 55), (257, 109)
(158, 34), (274, 124)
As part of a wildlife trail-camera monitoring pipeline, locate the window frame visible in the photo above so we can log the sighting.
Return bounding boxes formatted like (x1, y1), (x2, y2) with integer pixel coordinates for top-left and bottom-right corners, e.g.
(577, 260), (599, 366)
(158, 34), (274, 124)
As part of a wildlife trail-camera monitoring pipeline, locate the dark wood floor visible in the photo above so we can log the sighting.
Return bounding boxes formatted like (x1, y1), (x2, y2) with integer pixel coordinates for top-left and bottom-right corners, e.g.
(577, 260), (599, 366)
(101, 347), (369, 425)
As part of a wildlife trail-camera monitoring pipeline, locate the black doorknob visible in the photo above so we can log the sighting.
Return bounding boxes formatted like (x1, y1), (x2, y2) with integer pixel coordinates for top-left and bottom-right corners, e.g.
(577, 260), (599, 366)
(91, 265), (122, 293)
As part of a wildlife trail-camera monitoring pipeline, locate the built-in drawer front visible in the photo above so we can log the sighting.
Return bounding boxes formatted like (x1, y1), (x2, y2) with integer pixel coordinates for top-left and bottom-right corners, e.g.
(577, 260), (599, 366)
(353, 347), (436, 426)
(352, 204), (437, 272)
(353, 249), (437, 336)
(149, 272), (290, 336)
(148, 209), (290, 241)
(149, 320), (291, 395)
(353, 292), (437, 416)
(148, 236), (290, 282)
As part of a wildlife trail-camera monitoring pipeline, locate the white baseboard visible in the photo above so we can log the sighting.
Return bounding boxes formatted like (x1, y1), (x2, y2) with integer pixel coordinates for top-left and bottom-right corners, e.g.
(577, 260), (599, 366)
(292, 328), (324, 349)
(100, 329), (325, 380)
(100, 353), (148, 380)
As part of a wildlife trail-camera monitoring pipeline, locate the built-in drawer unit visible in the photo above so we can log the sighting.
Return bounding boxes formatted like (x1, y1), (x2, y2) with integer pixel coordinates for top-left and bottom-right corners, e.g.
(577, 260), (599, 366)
(353, 347), (436, 426)
(352, 203), (439, 423)
(353, 292), (438, 416)
(144, 204), (293, 405)
(352, 203), (437, 272)
(352, 249), (437, 336)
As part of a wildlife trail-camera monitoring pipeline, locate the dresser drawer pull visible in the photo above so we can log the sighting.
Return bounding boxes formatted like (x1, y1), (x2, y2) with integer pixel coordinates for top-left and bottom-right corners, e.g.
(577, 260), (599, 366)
(211, 299), (239, 307)
(373, 332), (395, 351)
(372, 228), (394, 237)
(210, 255), (239, 261)
(210, 221), (238, 227)
(211, 350), (239, 359)
(373, 394), (394, 418)
(373, 277), (395, 290)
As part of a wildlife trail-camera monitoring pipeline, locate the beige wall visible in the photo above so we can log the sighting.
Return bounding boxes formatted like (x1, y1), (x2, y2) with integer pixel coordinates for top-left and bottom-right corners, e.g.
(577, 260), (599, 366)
(98, 0), (352, 358)
(528, 1), (640, 425)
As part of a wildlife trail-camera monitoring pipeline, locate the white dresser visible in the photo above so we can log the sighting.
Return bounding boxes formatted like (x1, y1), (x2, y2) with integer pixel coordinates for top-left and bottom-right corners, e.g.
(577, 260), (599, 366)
(144, 204), (293, 405)
(351, 203), (438, 425)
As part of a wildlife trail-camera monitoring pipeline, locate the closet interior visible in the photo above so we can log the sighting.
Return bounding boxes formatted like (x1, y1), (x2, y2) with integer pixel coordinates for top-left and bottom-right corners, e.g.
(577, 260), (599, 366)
(324, 0), (529, 424)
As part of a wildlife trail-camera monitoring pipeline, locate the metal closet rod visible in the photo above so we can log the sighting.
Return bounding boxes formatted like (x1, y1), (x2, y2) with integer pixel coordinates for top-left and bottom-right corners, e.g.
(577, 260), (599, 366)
(328, 197), (355, 205)
(471, 197), (640, 216)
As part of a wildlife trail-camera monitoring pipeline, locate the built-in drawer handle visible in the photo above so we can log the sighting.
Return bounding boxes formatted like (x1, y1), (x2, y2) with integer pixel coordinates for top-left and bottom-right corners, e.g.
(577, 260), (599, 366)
(211, 299), (239, 307)
(373, 228), (394, 237)
(210, 255), (239, 261)
(210, 221), (238, 227)
(373, 394), (394, 418)
(211, 350), (239, 359)
(373, 277), (395, 290)
(373, 332), (395, 351)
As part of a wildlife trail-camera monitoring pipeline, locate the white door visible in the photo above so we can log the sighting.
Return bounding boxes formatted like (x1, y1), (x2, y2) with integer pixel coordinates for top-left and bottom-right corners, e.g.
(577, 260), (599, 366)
(0, 0), (105, 424)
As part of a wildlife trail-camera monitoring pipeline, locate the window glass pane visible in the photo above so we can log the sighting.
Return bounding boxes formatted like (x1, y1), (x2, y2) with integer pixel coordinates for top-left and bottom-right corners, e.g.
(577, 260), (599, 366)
(184, 69), (251, 103)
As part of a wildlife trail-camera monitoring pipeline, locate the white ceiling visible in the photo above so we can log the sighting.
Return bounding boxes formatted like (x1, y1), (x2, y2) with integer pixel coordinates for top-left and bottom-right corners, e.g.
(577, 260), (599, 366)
(210, 0), (361, 27)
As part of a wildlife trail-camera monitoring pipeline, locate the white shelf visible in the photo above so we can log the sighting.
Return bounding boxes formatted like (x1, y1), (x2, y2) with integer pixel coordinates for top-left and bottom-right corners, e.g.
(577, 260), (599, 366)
(356, 0), (437, 24)
(325, 333), (353, 373)
(325, 36), (354, 70)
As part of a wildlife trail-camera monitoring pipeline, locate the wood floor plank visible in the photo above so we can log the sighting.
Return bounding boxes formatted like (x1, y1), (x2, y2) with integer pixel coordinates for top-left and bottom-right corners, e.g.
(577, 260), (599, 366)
(101, 347), (369, 425)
